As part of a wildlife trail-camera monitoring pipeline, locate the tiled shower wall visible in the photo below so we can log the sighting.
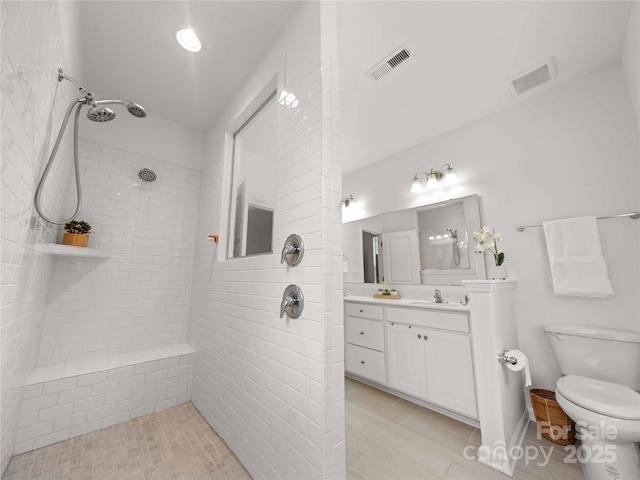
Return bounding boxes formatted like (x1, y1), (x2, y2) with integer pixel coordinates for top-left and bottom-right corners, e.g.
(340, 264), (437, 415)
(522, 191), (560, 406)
(38, 139), (200, 365)
(1, 1), (82, 473)
(190, 3), (345, 478)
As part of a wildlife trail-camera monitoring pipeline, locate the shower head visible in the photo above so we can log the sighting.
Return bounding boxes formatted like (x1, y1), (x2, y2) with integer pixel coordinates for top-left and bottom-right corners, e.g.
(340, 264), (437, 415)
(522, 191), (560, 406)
(59, 70), (147, 119)
(91, 99), (147, 119)
(126, 102), (146, 118)
(446, 228), (458, 239)
(86, 104), (116, 122)
(138, 168), (157, 182)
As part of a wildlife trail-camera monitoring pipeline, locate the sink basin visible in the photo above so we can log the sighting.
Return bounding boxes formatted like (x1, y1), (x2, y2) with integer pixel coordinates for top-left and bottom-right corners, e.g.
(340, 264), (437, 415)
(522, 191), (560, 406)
(409, 300), (464, 308)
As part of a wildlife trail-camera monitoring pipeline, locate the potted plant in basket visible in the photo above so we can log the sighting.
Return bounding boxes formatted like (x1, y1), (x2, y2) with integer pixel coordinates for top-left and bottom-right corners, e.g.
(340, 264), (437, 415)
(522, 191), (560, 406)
(473, 226), (507, 279)
(63, 220), (91, 247)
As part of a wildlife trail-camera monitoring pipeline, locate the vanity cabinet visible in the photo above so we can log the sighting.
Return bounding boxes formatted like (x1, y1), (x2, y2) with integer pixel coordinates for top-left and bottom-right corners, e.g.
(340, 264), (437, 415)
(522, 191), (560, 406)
(345, 300), (478, 421)
(387, 322), (477, 418)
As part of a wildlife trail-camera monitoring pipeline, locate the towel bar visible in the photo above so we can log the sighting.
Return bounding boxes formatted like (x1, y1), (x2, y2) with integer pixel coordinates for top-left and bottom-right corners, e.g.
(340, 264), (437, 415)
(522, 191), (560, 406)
(516, 212), (640, 232)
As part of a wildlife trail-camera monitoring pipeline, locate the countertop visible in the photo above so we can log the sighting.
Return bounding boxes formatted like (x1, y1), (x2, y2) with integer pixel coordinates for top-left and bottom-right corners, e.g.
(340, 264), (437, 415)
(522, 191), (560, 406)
(343, 295), (470, 312)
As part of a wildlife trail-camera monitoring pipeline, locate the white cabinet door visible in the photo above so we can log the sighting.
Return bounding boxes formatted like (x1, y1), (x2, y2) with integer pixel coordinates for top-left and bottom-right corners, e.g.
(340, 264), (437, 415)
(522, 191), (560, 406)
(423, 329), (477, 418)
(381, 230), (421, 284)
(386, 322), (426, 398)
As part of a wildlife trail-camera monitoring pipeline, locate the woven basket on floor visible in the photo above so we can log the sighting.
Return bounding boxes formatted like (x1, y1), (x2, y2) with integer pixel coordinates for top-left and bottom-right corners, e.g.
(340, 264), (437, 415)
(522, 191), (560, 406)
(530, 389), (576, 445)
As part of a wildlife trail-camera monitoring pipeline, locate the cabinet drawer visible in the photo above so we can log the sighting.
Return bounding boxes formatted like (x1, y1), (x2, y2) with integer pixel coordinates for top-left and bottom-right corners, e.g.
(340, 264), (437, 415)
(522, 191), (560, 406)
(345, 302), (384, 320)
(386, 306), (469, 333)
(346, 344), (386, 384)
(345, 316), (385, 351)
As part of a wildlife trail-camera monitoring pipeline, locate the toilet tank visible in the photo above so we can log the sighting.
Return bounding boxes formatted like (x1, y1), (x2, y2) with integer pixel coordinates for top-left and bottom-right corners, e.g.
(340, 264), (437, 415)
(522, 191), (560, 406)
(543, 324), (640, 390)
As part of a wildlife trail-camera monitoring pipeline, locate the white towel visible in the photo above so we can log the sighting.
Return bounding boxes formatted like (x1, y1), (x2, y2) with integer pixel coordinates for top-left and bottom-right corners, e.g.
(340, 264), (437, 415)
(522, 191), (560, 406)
(543, 216), (613, 297)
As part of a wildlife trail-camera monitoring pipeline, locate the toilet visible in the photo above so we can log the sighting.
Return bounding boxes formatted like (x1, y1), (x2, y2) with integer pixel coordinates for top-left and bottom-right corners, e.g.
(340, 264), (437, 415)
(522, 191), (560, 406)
(544, 324), (640, 480)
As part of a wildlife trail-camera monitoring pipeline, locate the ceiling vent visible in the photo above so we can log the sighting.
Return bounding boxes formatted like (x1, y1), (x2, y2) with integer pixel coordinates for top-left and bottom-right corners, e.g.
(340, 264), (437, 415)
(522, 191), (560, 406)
(507, 58), (557, 96)
(366, 45), (414, 82)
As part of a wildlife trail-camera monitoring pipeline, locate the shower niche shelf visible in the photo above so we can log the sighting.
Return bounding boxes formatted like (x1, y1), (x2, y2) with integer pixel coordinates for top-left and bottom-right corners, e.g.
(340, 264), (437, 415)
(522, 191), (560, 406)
(45, 244), (111, 259)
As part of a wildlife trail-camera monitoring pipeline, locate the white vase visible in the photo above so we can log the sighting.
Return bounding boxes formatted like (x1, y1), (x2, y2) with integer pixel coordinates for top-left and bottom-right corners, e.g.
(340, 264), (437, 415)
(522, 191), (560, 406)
(489, 264), (508, 280)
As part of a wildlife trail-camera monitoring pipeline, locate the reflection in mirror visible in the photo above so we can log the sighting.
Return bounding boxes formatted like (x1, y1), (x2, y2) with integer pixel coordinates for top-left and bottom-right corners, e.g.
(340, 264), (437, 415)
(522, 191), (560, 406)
(228, 90), (277, 258)
(343, 195), (487, 285)
(418, 202), (469, 270)
(362, 230), (381, 283)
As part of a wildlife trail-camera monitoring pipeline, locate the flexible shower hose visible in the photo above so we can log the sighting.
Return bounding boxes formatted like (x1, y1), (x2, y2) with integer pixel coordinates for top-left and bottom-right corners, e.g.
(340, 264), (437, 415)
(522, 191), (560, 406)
(452, 235), (460, 266)
(34, 97), (85, 225)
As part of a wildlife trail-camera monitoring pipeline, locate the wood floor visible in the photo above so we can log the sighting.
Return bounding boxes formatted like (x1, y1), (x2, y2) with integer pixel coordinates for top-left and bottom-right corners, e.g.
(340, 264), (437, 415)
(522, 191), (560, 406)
(4, 378), (585, 479)
(345, 377), (585, 480)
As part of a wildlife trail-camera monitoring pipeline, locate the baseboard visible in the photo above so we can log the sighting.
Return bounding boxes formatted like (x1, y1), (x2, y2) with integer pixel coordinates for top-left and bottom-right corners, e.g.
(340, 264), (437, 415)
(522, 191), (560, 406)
(477, 409), (530, 477)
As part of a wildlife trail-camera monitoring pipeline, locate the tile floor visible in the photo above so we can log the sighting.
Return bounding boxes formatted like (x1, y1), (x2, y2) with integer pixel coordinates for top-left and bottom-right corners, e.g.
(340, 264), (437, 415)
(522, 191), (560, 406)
(3, 402), (251, 480)
(4, 379), (586, 480)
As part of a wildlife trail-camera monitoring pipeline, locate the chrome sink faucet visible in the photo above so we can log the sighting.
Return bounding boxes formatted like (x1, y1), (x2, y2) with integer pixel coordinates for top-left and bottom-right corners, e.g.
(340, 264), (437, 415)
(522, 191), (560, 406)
(433, 289), (444, 303)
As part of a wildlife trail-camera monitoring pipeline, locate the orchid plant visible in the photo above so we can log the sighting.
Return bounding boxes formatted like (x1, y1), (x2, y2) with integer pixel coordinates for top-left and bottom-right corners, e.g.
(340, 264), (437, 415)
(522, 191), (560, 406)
(473, 226), (505, 266)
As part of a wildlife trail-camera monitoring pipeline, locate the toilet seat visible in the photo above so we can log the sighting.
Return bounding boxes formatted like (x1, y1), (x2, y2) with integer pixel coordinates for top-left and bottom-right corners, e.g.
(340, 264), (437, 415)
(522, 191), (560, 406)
(557, 375), (640, 420)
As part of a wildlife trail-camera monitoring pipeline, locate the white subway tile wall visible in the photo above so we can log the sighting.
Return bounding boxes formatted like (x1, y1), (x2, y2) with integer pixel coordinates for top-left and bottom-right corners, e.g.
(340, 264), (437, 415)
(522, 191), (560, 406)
(38, 139), (201, 365)
(13, 347), (195, 455)
(189, 12), (345, 476)
(1, 1), (80, 473)
(3, 2), (345, 478)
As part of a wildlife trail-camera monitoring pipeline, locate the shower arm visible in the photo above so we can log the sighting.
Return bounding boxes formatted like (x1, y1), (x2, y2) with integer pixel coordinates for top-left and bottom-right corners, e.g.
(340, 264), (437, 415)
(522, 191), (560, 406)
(34, 97), (86, 225)
(58, 68), (90, 96)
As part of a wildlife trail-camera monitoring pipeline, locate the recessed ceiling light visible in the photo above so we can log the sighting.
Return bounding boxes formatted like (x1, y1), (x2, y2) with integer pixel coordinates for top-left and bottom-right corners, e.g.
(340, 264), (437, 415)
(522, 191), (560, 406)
(176, 28), (201, 53)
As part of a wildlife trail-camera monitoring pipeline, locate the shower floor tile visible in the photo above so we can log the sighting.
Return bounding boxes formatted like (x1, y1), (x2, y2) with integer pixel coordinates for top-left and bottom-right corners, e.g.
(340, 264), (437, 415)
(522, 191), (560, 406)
(3, 402), (251, 480)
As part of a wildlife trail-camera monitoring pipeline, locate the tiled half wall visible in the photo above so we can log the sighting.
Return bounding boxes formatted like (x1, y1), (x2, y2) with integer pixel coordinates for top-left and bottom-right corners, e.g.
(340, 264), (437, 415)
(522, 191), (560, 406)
(14, 345), (194, 454)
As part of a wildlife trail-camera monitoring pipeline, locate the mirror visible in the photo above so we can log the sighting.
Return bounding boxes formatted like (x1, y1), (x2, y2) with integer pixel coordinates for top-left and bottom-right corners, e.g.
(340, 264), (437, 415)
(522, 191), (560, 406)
(343, 195), (487, 285)
(228, 90), (277, 258)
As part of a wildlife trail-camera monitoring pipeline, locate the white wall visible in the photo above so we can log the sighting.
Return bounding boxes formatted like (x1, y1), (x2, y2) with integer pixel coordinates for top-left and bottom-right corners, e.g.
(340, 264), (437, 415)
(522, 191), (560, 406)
(621, 1), (640, 304)
(80, 110), (205, 171)
(0, 0), (83, 473)
(622, 1), (640, 134)
(38, 138), (201, 365)
(343, 65), (639, 390)
(189, 2), (345, 478)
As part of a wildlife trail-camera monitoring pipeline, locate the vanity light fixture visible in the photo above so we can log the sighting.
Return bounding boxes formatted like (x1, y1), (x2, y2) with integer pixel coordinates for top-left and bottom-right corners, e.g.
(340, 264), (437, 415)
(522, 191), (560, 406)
(342, 195), (356, 207)
(176, 28), (201, 53)
(411, 164), (457, 193)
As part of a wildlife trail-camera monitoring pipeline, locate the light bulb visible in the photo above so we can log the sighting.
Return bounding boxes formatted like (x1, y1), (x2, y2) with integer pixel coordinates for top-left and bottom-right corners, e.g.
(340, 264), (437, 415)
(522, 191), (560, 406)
(445, 166), (458, 184)
(176, 29), (201, 53)
(411, 177), (423, 193)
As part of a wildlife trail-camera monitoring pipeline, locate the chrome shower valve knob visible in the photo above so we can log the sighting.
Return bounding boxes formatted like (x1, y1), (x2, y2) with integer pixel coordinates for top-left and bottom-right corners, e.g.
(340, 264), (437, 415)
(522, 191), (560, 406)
(281, 234), (304, 266)
(280, 284), (304, 319)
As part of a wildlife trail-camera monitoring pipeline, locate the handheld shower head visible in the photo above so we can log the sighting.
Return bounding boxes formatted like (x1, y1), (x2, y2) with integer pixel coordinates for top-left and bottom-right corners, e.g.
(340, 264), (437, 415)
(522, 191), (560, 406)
(125, 102), (146, 118)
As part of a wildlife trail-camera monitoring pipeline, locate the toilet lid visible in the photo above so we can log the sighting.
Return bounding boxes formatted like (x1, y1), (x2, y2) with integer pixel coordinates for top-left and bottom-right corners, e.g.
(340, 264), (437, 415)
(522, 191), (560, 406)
(557, 375), (640, 420)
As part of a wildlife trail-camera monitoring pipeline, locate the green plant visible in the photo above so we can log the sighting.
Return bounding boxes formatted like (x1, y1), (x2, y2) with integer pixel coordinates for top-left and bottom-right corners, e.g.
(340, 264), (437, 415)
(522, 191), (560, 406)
(64, 220), (91, 235)
(473, 226), (505, 266)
